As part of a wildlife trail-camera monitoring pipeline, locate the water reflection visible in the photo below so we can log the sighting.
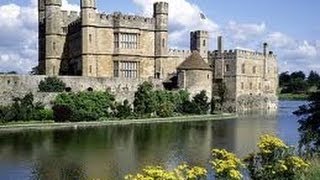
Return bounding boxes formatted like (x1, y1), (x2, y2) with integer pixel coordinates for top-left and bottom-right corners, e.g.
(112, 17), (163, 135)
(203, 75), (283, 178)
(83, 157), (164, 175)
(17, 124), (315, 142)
(0, 101), (304, 179)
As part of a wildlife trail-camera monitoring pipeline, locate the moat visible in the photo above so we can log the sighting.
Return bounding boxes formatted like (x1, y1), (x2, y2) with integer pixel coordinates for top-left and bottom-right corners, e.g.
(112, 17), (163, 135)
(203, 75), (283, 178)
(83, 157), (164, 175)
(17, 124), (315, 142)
(0, 101), (305, 179)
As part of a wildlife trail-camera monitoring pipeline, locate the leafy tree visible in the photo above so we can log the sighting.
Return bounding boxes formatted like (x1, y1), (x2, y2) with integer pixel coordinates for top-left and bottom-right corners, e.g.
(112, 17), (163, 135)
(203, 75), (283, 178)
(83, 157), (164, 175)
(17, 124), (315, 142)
(307, 71), (320, 87)
(38, 76), (66, 92)
(133, 82), (157, 117)
(192, 90), (210, 114)
(54, 91), (115, 122)
(218, 82), (227, 109)
(294, 91), (320, 154)
(291, 71), (306, 80)
(286, 78), (308, 94)
(114, 100), (133, 119)
(279, 71), (291, 87)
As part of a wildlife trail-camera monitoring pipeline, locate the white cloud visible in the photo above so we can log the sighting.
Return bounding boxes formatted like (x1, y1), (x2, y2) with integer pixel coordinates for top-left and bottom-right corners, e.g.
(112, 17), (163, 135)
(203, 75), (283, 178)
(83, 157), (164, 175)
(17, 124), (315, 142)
(61, 0), (80, 11)
(132, 0), (219, 49)
(0, 0), (79, 74)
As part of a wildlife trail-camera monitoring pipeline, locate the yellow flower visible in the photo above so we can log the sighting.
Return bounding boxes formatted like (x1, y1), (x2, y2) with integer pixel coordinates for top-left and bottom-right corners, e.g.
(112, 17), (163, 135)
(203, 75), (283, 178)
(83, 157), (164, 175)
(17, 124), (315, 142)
(257, 134), (288, 154)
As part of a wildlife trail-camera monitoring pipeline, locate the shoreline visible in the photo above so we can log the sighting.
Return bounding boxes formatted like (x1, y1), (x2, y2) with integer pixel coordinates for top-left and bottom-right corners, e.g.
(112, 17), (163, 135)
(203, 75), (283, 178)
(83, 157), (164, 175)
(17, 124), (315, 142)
(0, 114), (236, 132)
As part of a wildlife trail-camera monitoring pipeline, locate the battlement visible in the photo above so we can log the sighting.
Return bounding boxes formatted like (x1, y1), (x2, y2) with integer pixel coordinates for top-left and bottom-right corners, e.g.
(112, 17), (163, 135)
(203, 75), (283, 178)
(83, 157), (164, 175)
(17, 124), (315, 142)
(209, 49), (276, 60)
(61, 10), (80, 27)
(97, 12), (155, 29)
(67, 18), (81, 34)
(168, 49), (192, 57)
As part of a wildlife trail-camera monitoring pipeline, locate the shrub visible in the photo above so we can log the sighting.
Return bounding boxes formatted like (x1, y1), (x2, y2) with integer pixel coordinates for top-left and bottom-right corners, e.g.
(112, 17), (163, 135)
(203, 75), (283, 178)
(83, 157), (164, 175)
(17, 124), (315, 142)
(133, 82), (157, 117)
(38, 76), (66, 92)
(125, 164), (207, 180)
(114, 100), (133, 119)
(244, 134), (310, 180)
(52, 105), (73, 122)
(210, 149), (244, 180)
(192, 90), (210, 114)
(53, 91), (115, 122)
(32, 109), (53, 121)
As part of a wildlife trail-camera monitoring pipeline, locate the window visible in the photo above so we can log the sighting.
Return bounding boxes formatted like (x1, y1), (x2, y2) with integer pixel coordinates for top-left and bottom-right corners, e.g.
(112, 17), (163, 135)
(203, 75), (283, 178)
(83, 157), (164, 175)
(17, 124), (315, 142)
(89, 34), (92, 43)
(252, 66), (256, 74)
(203, 39), (206, 46)
(114, 61), (139, 78)
(53, 66), (56, 75)
(162, 38), (165, 48)
(259, 83), (261, 90)
(114, 33), (138, 49)
(241, 82), (244, 90)
(53, 42), (56, 51)
(249, 82), (253, 90)
(114, 33), (119, 48)
(241, 63), (246, 74)
(89, 65), (92, 74)
(225, 64), (230, 72)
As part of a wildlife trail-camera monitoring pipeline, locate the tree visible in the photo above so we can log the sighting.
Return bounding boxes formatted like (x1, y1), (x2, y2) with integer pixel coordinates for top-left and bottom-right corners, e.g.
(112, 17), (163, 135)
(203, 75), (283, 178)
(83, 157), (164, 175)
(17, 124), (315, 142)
(38, 76), (66, 92)
(307, 71), (320, 87)
(291, 71), (306, 80)
(287, 78), (308, 94)
(192, 90), (210, 114)
(133, 82), (157, 117)
(279, 71), (291, 87)
(115, 100), (133, 119)
(294, 91), (320, 154)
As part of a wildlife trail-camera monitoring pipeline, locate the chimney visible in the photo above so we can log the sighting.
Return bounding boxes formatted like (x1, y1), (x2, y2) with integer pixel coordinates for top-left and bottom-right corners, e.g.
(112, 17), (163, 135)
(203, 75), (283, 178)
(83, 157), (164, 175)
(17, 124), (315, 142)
(263, 42), (268, 56)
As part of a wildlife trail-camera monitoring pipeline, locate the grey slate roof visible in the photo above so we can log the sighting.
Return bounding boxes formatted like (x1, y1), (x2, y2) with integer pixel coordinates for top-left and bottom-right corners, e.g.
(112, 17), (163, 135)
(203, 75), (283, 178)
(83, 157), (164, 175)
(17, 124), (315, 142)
(177, 51), (211, 70)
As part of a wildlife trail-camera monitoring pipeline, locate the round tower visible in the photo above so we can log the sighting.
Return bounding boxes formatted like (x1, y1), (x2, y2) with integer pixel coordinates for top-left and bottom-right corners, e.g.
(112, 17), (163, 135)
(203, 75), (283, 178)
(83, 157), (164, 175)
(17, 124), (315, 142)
(38, 0), (46, 74)
(190, 30), (209, 63)
(81, 0), (97, 77)
(153, 2), (168, 78)
(45, 0), (62, 75)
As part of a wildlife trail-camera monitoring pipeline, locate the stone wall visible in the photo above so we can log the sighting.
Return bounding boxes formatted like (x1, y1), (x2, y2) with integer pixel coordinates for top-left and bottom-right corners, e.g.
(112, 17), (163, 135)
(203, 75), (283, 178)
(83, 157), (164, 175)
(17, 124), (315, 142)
(0, 75), (163, 107)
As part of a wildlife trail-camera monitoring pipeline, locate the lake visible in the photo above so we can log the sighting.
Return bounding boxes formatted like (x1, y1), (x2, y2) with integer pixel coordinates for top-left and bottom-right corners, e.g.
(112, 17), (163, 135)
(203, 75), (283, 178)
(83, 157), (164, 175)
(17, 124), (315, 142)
(0, 101), (306, 179)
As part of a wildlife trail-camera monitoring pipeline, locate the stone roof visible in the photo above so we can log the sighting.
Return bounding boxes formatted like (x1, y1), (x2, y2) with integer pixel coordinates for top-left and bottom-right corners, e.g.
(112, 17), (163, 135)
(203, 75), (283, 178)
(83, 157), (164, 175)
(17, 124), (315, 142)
(177, 51), (211, 71)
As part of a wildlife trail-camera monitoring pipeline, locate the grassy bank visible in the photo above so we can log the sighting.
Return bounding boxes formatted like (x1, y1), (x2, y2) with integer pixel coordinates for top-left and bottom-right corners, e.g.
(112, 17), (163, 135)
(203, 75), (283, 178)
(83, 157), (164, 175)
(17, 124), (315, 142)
(278, 93), (308, 101)
(0, 113), (236, 132)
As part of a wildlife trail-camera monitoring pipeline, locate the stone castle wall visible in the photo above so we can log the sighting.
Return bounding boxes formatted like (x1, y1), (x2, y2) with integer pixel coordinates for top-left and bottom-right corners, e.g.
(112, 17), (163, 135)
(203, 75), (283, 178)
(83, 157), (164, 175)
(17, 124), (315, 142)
(0, 75), (163, 107)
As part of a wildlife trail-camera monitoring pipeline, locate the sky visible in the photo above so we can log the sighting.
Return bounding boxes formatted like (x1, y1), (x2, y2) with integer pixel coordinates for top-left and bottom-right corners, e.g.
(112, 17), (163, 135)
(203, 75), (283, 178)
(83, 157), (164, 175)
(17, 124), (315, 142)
(0, 0), (319, 74)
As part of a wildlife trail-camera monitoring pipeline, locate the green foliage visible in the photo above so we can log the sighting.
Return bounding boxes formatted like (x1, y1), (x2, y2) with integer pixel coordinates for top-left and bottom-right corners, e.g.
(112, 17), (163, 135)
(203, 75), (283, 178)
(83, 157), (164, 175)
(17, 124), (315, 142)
(294, 91), (320, 154)
(114, 100), (133, 119)
(217, 82), (227, 108)
(244, 134), (310, 180)
(307, 71), (320, 87)
(0, 93), (51, 122)
(191, 90), (210, 114)
(133, 82), (157, 117)
(52, 105), (73, 122)
(53, 91), (115, 122)
(38, 76), (66, 92)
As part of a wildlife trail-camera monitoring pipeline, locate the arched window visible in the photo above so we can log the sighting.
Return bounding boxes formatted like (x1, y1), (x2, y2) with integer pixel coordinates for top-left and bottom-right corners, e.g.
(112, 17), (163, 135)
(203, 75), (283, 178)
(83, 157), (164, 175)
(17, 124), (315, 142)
(252, 66), (256, 74)
(53, 42), (56, 51)
(203, 39), (206, 46)
(89, 34), (92, 43)
(241, 63), (246, 74)
(162, 38), (165, 48)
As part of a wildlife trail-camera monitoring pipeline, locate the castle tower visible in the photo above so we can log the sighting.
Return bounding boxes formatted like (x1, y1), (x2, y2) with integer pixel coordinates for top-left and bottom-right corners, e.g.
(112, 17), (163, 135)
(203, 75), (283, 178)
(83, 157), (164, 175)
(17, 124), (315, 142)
(215, 36), (224, 79)
(190, 30), (209, 62)
(45, 0), (63, 75)
(81, 0), (97, 77)
(263, 42), (268, 79)
(38, 0), (45, 74)
(153, 2), (169, 78)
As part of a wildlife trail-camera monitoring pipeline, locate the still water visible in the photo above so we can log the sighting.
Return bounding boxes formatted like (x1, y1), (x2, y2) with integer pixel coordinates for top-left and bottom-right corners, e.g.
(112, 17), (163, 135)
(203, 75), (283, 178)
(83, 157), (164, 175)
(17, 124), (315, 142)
(0, 101), (306, 179)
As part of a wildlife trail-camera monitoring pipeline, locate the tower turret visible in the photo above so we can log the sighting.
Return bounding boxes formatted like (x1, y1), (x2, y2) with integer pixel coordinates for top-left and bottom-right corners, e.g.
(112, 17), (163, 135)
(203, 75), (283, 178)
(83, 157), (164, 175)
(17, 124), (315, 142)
(153, 2), (169, 78)
(38, 0), (45, 74)
(263, 42), (268, 79)
(190, 30), (209, 62)
(81, 0), (97, 76)
(45, 0), (62, 75)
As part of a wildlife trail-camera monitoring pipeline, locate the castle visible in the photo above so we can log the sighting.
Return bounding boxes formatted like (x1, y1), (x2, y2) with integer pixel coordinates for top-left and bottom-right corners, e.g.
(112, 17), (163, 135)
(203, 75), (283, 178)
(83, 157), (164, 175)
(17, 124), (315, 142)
(1, 0), (278, 111)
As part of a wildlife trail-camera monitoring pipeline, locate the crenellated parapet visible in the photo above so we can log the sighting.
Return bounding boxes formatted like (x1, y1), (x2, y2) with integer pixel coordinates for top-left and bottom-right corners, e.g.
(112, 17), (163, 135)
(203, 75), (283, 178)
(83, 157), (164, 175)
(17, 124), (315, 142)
(61, 10), (80, 26)
(67, 18), (81, 34)
(209, 49), (276, 60)
(97, 12), (155, 30)
(168, 49), (192, 58)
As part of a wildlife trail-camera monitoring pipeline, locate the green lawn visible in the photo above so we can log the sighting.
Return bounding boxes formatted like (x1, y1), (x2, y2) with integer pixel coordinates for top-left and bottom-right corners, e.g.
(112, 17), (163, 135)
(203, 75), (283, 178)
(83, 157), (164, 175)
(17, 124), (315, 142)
(278, 93), (308, 101)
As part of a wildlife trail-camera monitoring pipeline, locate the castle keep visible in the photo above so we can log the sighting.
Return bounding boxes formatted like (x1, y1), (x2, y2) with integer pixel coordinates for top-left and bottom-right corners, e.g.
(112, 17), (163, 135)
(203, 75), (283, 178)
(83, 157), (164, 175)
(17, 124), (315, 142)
(5, 0), (279, 112)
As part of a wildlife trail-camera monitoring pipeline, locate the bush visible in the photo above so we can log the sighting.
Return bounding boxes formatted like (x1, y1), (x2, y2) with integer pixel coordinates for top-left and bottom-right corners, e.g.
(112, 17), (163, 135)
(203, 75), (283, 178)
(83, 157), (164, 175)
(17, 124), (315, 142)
(114, 100), (133, 119)
(38, 76), (66, 92)
(52, 105), (73, 122)
(133, 82), (157, 117)
(125, 164), (207, 180)
(32, 109), (53, 121)
(211, 149), (244, 180)
(244, 134), (310, 180)
(53, 91), (115, 122)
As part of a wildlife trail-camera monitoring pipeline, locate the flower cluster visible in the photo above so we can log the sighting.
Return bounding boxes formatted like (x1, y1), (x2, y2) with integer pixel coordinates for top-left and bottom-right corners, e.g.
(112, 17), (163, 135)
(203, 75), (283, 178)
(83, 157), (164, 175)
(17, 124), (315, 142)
(124, 164), (207, 180)
(210, 149), (244, 180)
(258, 134), (288, 154)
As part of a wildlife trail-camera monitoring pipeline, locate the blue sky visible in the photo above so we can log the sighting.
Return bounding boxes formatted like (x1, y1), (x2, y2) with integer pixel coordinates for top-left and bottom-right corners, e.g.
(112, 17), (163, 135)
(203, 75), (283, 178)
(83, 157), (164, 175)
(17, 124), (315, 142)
(0, 0), (319, 73)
